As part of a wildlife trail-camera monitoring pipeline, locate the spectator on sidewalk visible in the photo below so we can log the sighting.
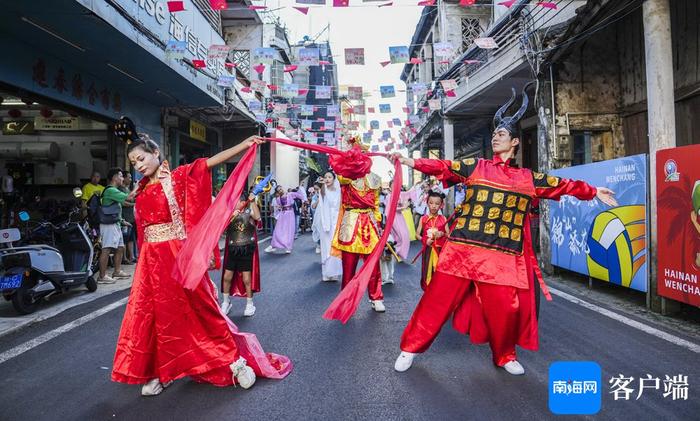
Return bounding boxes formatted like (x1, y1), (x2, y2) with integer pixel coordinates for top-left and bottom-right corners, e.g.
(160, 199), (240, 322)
(119, 172), (137, 265)
(98, 168), (131, 283)
(81, 171), (104, 204)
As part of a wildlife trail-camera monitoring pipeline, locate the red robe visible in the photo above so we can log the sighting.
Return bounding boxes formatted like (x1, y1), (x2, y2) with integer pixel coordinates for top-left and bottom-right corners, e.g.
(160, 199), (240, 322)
(419, 213), (447, 290)
(401, 156), (597, 364)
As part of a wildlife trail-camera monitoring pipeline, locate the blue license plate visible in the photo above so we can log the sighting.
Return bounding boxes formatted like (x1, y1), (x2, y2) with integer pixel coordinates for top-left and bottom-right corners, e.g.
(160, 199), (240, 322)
(0, 274), (22, 290)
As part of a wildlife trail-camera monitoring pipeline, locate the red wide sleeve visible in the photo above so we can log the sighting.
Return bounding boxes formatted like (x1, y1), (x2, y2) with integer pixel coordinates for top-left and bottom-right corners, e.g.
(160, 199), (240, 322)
(414, 158), (466, 187)
(532, 171), (597, 201)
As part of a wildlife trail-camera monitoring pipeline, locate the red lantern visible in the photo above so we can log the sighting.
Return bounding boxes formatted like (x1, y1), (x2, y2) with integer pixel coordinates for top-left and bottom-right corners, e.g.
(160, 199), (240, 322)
(8, 109), (21, 118)
(40, 107), (53, 118)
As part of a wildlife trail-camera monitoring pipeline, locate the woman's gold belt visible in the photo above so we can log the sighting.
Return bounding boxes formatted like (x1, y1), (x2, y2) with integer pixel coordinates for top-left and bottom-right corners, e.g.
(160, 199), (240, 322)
(144, 222), (187, 243)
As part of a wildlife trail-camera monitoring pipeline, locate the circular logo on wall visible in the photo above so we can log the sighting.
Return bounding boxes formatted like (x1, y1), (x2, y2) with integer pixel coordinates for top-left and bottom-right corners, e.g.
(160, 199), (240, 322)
(664, 159), (680, 182)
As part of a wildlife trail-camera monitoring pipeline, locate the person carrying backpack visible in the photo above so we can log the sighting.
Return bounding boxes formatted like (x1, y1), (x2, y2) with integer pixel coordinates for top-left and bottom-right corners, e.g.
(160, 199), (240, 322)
(98, 168), (131, 283)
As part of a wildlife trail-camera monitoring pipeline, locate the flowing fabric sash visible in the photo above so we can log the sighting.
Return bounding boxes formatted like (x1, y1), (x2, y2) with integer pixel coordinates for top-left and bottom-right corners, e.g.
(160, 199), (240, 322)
(173, 138), (402, 323)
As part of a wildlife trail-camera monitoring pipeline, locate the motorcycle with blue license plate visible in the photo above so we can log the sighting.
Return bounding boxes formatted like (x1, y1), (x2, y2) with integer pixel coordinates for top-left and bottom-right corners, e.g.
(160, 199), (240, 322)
(0, 188), (97, 314)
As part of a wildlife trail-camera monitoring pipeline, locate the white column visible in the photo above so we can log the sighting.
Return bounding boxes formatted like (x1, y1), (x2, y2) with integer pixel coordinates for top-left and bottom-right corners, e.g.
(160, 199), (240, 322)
(443, 118), (454, 160)
(643, 0), (677, 313)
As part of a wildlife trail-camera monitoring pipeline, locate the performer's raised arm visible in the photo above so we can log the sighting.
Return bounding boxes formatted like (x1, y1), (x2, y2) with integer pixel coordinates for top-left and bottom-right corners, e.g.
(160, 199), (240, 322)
(392, 153), (475, 186)
(532, 171), (618, 207)
(206, 136), (264, 169)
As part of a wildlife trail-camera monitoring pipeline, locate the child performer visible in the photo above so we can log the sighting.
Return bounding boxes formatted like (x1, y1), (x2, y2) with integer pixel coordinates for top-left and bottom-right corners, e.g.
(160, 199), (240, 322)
(416, 191), (448, 291)
(221, 191), (261, 317)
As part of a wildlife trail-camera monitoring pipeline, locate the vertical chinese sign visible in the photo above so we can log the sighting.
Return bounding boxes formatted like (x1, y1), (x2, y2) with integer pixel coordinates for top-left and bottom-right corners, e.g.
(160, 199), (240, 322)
(656, 144), (700, 306)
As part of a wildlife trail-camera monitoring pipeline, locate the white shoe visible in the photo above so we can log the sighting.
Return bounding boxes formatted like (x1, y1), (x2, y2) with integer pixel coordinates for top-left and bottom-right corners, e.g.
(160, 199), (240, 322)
(285, 249), (292, 254)
(371, 300), (386, 312)
(243, 301), (256, 317)
(264, 245), (274, 253)
(382, 278), (394, 285)
(230, 357), (256, 389)
(503, 360), (525, 376)
(315, 246), (321, 254)
(97, 275), (117, 284)
(220, 299), (232, 315)
(141, 378), (164, 396)
(394, 351), (416, 372)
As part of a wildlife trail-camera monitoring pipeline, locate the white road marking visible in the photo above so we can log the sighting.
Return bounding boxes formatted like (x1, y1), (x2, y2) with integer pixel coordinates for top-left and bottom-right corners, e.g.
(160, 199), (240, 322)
(0, 297), (128, 365)
(550, 287), (700, 354)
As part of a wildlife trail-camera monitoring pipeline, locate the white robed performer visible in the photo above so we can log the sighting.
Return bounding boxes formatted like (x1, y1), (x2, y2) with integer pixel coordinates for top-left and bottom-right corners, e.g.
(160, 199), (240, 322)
(317, 171), (343, 282)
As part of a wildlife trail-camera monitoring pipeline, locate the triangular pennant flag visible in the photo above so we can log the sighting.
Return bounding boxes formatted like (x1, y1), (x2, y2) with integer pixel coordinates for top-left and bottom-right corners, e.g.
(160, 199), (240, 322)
(445, 90), (456, 97)
(225, 62), (237, 68)
(284, 65), (298, 72)
(167, 1), (185, 12)
(497, 0), (516, 7)
(268, 84), (278, 90)
(459, 0), (476, 5)
(333, 0), (349, 6)
(293, 6), (310, 14)
(319, 60), (331, 65)
(299, 88), (309, 95)
(417, 0), (436, 5)
(241, 86), (252, 93)
(192, 59), (206, 68)
(380, 61), (391, 67)
(253, 64), (266, 74)
(410, 57), (423, 64)
(537, 1), (557, 9)
(379, 2), (393, 7)
(463, 59), (482, 65)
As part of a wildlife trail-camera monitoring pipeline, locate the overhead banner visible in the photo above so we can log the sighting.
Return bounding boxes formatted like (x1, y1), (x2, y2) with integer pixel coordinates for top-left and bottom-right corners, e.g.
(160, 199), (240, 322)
(656, 144), (700, 306)
(549, 154), (649, 292)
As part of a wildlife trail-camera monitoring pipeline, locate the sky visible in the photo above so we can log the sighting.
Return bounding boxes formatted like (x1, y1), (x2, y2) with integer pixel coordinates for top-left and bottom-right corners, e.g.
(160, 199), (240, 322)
(261, 0), (424, 179)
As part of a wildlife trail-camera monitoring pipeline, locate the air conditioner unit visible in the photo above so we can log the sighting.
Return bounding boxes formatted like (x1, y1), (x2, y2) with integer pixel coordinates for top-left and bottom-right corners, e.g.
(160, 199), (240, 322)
(554, 135), (573, 160)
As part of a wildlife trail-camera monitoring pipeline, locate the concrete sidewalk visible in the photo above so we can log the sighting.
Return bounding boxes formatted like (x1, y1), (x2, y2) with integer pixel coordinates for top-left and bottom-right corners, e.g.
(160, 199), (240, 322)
(0, 264), (135, 338)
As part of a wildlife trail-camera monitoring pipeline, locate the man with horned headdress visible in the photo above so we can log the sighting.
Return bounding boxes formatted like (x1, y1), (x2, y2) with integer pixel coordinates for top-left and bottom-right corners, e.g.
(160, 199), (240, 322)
(391, 86), (618, 375)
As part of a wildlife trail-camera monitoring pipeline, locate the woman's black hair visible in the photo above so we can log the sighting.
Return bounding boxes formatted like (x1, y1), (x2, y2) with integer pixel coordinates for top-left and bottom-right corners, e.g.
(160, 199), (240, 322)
(126, 133), (160, 156)
(324, 170), (336, 179)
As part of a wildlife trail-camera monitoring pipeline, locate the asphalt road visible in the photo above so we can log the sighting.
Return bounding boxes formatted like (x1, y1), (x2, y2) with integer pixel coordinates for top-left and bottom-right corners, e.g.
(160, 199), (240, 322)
(0, 234), (698, 421)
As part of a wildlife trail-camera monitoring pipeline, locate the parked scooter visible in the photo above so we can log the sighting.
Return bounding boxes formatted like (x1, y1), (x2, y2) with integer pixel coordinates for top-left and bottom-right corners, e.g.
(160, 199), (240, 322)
(0, 188), (97, 314)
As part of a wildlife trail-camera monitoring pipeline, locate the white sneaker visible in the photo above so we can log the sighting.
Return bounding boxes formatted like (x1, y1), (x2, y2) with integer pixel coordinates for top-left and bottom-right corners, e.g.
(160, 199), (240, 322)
(243, 301), (256, 317)
(97, 275), (117, 284)
(141, 378), (164, 396)
(264, 245), (274, 253)
(230, 357), (256, 389)
(382, 278), (394, 285)
(285, 249), (292, 254)
(394, 351), (416, 372)
(371, 300), (386, 312)
(315, 246), (321, 254)
(220, 299), (232, 315)
(503, 360), (525, 376)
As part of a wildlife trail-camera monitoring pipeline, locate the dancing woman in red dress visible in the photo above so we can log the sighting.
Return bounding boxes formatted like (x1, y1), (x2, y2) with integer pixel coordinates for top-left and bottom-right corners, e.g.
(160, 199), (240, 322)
(111, 118), (292, 396)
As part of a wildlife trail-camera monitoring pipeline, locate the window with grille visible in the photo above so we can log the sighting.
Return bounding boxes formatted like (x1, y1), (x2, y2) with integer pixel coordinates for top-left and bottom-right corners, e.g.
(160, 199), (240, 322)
(462, 18), (483, 51)
(231, 50), (250, 76)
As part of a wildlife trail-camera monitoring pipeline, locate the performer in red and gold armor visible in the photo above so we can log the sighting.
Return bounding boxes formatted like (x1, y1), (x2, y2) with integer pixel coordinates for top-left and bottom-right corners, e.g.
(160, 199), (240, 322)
(331, 139), (386, 313)
(392, 88), (618, 375)
(111, 118), (291, 396)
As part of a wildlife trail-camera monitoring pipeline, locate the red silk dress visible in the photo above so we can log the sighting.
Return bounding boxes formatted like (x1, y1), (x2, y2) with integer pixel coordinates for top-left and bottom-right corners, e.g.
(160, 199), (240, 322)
(332, 173), (383, 301)
(419, 213), (447, 290)
(401, 156), (597, 366)
(112, 159), (291, 386)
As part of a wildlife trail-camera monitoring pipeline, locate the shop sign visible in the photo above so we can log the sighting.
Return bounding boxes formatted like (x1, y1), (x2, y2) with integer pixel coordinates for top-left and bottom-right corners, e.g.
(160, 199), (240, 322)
(34, 116), (80, 130)
(189, 120), (206, 142)
(2, 120), (35, 135)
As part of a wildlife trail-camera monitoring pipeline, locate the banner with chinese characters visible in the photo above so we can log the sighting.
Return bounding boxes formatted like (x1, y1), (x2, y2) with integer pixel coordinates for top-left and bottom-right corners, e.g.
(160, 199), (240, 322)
(549, 154), (648, 292)
(656, 144), (700, 306)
